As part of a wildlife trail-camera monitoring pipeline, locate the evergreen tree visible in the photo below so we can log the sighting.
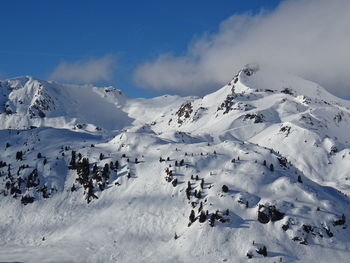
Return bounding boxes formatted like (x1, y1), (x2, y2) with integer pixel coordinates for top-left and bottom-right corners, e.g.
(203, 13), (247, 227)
(200, 178), (204, 189)
(198, 201), (203, 213)
(187, 181), (191, 190)
(16, 151), (23, 161)
(71, 184), (77, 192)
(85, 179), (98, 204)
(270, 163), (274, 172)
(92, 163), (98, 174)
(186, 181), (191, 199)
(172, 178), (178, 187)
(186, 188), (191, 200)
(77, 158), (90, 188)
(102, 163), (110, 183)
(26, 169), (39, 188)
(189, 210), (195, 223)
(209, 214), (215, 227)
(21, 195), (35, 205)
(199, 211), (207, 223)
(69, 151), (77, 169)
(297, 175), (303, 183)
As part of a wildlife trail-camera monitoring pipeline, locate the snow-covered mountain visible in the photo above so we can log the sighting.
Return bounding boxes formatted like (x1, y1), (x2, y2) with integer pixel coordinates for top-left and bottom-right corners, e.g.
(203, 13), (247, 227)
(0, 76), (131, 131)
(0, 66), (350, 262)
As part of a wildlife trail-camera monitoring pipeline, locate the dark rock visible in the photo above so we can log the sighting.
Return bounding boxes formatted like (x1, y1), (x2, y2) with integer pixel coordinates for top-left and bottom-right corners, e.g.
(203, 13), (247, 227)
(333, 214), (346, 226)
(256, 246), (267, 257)
(258, 211), (270, 224)
(269, 206), (285, 222)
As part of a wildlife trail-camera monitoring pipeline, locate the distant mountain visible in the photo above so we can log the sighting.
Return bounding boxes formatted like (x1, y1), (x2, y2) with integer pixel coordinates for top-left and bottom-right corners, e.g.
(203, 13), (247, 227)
(0, 76), (131, 131)
(0, 66), (349, 263)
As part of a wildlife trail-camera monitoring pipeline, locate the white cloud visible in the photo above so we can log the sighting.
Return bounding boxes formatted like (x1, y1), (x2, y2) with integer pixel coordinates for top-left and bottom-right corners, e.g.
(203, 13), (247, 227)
(50, 55), (116, 84)
(134, 0), (350, 97)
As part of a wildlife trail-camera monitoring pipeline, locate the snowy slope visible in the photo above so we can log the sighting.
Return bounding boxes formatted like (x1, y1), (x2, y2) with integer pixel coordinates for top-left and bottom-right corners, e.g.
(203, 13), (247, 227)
(0, 67), (350, 263)
(0, 77), (132, 131)
(149, 66), (350, 195)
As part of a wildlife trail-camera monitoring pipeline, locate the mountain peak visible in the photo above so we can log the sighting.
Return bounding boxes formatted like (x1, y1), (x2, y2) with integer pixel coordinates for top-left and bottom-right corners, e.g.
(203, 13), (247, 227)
(0, 76), (131, 131)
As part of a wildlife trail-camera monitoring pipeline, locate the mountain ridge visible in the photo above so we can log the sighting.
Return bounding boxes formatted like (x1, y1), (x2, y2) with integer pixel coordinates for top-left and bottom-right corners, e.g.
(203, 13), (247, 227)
(0, 66), (349, 262)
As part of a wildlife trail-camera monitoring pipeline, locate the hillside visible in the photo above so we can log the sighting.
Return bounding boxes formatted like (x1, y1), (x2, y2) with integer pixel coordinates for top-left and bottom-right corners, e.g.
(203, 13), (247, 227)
(0, 66), (349, 263)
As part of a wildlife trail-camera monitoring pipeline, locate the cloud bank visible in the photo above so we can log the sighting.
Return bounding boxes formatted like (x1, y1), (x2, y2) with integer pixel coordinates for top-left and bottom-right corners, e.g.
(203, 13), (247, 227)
(50, 55), (116, 84)
(134, 0), (350, 97)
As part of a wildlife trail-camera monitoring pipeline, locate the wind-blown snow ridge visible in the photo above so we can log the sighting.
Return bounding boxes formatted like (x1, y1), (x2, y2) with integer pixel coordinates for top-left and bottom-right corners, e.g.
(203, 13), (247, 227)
(0, 66), (349, 262)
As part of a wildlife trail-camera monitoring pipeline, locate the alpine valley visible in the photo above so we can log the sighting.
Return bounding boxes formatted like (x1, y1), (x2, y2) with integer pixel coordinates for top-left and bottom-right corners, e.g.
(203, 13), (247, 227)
(0, 65), (350, 262)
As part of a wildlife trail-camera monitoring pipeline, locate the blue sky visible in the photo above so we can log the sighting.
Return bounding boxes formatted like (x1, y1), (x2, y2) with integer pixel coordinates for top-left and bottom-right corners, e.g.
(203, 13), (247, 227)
(0, 0), (282, 97)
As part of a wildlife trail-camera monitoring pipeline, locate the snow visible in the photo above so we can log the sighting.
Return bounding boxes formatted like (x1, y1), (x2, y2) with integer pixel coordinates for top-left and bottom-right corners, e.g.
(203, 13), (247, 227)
(0, 65), (350, 262)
